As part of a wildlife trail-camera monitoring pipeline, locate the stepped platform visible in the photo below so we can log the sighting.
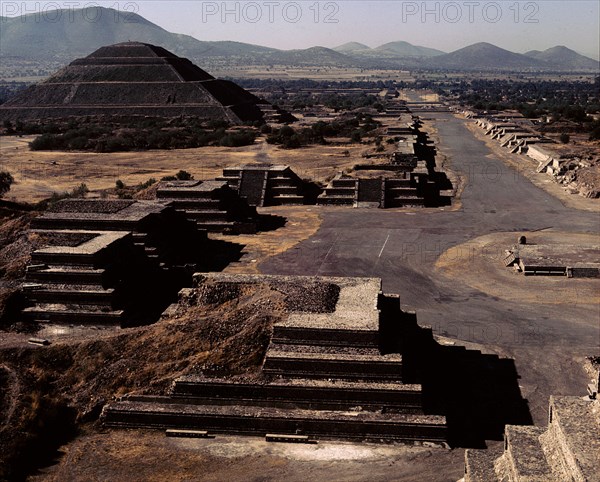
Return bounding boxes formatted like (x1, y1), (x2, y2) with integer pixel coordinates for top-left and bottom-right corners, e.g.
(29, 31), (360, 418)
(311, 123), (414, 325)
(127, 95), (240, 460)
(318, 173), (433, 209)
(31, 200), (167, 232)
(218, 165), (308, 207)
(170, 376), (422, 412)
(101, 273), (448, 445)
(102, 400), (446, 443)
(0, 41), (285, 124)
(156, 179), (259, 234)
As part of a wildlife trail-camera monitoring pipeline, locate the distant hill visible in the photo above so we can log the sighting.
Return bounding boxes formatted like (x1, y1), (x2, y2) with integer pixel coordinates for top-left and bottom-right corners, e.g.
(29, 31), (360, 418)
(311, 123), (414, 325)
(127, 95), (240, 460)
(427, 42), (547, 70)
(266, 46), (365, 67)
(333, 42), (371, 53)
(0, 7), (277, 61)
(524, 46), (599, 70)
(374, 41), (444, 58)
(0, 8), (598, 73)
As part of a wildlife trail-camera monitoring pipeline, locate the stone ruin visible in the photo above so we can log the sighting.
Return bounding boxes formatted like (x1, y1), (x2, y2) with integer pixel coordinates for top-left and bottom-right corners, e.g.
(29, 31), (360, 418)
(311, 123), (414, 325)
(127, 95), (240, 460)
(0, 42), (291, 124)
(317, 171), (438, 208)
(156, 179), (259, 234)
(101, 274), (448, 444)
(465, 374), (600, 481)
(217, 165), (314, 207)
(21, 199), (241, 326)
(504, 241), (600, 278)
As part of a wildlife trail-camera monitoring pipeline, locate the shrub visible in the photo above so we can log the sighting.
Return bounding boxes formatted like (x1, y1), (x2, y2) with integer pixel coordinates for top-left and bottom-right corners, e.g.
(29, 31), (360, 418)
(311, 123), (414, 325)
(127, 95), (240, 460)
(71, 183), (89, 198)
(175, 170), (193, 181)
(115, 180), (125, 190)
(350, 131), (362, 143)
(29, 134), (63, 150)
(0, 171), (14, 197)
(137, 178), (157, 191)
(559, 133), (570, 144)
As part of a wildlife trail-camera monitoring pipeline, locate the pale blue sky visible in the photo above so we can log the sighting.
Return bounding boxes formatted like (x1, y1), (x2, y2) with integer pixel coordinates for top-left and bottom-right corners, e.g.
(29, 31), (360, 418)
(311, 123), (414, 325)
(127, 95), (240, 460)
(3, 1), (599, 58)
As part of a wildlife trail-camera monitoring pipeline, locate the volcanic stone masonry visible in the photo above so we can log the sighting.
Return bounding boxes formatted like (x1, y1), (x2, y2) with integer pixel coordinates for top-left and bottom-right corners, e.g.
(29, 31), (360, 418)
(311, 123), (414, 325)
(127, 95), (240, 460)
(101, 274), (448, 444)
(156, 179), (259, 234)
(21, 199), (224, 325)
(464, 392), (599, 481)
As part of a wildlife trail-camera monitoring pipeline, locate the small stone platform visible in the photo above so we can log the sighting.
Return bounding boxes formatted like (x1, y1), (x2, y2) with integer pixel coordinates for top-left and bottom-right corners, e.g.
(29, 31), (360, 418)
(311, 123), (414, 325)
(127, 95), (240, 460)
(505, 243), (600, 277)
(217, 165), (308, 207)
(156, 179), (258, 234)
(317, 172), (435, 208)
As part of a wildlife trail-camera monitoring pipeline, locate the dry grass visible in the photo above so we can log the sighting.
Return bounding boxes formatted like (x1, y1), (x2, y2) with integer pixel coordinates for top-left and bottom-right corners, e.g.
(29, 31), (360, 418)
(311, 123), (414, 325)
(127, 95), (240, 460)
(0, 136), (367, 204)
(213, 205), (323, 274)
(0, 281), (288, 479)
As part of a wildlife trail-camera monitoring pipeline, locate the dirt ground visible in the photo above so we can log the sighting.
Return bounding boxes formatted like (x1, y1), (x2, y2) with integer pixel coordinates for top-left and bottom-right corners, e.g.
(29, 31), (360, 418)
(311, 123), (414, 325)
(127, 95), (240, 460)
(435, 230), (600, 305)
(0, 136), (365, 204)
(214, 205), (324, 274)
(30, 430), (466, 482)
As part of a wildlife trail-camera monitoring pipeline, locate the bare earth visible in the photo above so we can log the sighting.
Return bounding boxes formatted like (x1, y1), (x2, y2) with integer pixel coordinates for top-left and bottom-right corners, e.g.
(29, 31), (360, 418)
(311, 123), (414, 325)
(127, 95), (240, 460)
(435, 230), (600, 305)
(0, 136), (365, 204)
(31, 430), (465, 482)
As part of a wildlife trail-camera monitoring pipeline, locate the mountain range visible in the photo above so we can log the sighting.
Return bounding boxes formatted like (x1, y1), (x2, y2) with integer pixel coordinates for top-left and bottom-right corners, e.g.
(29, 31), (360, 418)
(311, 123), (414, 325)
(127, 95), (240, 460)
(0, 7), (598, 72)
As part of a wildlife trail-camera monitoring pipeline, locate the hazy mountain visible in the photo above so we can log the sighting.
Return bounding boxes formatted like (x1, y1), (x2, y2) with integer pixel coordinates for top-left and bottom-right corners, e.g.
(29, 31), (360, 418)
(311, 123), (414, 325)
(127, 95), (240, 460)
(0, 7), (277, 61)
(266, 46), (364, 67)
(1, 8), (597, 73)
(428, 42), (548, 70)
(333, 42), (372, 53)
(374, 41), (444, 58)
(524, 46), (599, 70)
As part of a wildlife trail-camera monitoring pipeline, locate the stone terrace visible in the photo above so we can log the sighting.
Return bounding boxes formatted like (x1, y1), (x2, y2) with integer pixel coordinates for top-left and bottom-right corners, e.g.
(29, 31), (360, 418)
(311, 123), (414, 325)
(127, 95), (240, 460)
(101, 274), (447, 444)
(156, 179), (258, 234)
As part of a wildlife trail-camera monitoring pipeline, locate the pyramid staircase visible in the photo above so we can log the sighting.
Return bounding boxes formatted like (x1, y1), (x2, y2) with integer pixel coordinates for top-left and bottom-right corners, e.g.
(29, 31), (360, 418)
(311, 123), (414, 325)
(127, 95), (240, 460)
(218, 165), (306, 207)
(156, 180), (258, 234)
(101, 275), (447, 444)
(317, 174), (358, 206)
(384, 175), (426, 208)
(465, 396), (600, 481)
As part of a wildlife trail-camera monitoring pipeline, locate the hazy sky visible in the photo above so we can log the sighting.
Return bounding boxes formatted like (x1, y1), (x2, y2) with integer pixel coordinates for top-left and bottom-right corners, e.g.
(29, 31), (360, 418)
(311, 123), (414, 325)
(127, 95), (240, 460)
(4, 1), (600, 58)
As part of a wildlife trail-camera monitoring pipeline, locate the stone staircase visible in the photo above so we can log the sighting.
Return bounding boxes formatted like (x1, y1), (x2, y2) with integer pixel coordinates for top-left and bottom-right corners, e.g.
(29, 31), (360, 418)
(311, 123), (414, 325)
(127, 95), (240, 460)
(317, 174), (358, 206)
(218, 165), (306, 207)
(465, 396), (600, 481)
(156, 180), (258, 234)
(318, 173), (431, 208)
(384, 176), (427, 208)
(101, 274), (447, 444)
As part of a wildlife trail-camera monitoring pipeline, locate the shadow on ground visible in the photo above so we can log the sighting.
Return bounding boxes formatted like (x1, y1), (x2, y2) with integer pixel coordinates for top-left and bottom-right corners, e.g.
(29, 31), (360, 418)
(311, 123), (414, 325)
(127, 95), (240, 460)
(380, 303), (532, 448)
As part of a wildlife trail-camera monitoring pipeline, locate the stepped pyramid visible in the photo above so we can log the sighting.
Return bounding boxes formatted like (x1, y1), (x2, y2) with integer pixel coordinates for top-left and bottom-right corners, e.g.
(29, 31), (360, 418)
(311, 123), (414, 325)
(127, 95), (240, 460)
(0, 42), (278, 123)
(101, 274), (447, 444)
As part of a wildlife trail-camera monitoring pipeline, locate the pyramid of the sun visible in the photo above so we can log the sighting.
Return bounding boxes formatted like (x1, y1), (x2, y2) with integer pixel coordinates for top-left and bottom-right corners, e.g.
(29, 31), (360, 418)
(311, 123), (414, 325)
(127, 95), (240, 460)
(0, 42), (269, 123)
